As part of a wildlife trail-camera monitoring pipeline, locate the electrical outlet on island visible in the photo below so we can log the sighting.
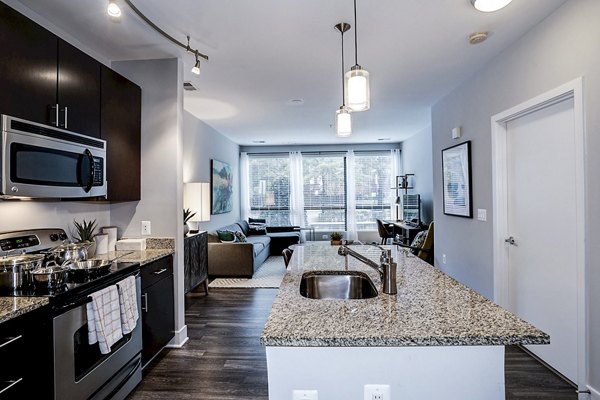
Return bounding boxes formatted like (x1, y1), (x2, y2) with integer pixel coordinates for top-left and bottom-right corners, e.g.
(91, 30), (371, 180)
(141, 221), (151, 236)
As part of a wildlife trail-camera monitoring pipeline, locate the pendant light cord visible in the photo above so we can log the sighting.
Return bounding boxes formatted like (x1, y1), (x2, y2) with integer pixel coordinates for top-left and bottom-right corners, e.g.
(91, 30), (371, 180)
(341, 29), (346, 106)
(353, 0), (358, 65)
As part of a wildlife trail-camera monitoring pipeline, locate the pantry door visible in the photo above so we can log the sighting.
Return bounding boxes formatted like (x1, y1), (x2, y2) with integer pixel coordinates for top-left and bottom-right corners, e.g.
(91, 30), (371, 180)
(492, 79), (586, 388)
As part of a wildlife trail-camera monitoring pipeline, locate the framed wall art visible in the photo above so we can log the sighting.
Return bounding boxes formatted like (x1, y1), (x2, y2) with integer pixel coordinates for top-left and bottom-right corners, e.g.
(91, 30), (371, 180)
(211, 159), (233, 214)
(442, 141), (472, 218)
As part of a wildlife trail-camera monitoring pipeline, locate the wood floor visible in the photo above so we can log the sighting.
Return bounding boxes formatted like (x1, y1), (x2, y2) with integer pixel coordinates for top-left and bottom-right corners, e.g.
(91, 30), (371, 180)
(128, 288), (577, 400)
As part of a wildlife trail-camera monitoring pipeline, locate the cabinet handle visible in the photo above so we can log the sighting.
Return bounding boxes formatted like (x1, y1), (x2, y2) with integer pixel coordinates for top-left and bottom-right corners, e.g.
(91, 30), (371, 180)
(63, 106), (68, 129)
(0, 335), (22, 349)
(0, 378), (23, 395)
(153, 268), (167, 275)
(50, 104), (59, 127)
(141, 293), (148, 312)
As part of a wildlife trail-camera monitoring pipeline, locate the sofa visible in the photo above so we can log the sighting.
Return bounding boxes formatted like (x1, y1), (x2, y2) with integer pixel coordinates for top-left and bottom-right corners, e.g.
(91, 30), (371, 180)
(207, 220), (301, 277)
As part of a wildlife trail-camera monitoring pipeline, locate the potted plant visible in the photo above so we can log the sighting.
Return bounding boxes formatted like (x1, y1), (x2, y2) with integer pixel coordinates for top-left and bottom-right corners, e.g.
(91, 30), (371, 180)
(73, 218), (97, 256)
(330, 231), (343, 246)
(184, 208), (196, 235)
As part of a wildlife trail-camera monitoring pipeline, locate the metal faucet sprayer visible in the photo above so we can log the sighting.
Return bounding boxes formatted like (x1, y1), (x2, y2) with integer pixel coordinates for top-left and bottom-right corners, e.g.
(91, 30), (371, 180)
(337, 244), (397, 295)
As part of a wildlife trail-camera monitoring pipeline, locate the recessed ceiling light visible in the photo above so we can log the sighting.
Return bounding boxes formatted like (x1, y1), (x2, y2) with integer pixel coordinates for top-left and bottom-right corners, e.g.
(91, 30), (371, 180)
(470, 0), (513, 12)
(469, 31), (489, 45)
(377, 138), (391, 141)
(252, 140), (266, 144)
(107, 0), (121, 18)
(286, 98), (304, 106)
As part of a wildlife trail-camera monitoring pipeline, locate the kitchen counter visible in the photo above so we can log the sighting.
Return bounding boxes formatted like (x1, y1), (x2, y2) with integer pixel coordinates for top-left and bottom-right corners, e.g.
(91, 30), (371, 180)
(261, 244), (550, 399)
(90, 248), (174, 266)
(0, 296), (48, 324)
(261, 244), (548, 347)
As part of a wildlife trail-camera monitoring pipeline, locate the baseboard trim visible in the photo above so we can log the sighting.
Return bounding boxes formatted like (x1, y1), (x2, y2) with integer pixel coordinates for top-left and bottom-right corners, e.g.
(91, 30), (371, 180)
(588, 384), (600, 400)
(166, 324), (188, 348)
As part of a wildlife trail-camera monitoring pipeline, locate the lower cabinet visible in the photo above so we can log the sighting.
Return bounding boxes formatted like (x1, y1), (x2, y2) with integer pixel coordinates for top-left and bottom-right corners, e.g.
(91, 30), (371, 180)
(0, 307), (52, 398)
(141, 255), (175, 368)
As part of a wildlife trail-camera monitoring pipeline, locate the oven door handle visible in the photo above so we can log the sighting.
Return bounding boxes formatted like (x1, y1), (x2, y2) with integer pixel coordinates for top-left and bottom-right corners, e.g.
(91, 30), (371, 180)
(54, 296), (93, 314)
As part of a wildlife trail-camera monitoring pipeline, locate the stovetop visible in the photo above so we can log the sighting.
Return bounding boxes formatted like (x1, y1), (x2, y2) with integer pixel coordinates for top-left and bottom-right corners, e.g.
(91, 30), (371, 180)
(0, 228), (140, 307)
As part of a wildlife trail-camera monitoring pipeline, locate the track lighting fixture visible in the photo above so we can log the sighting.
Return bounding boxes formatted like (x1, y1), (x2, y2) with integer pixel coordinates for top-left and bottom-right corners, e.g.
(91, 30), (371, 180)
(115, 1), (209, 75)
(335, 23), (352, 137)
(107, 0), (121, 18)
(345, 0), (370, 112)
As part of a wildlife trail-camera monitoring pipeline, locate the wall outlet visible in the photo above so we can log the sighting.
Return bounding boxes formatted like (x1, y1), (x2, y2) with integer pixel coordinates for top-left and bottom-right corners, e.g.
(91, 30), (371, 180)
(141, 221), (151, 236)
(477, 208), (487, 221)
(364, 384), (390, 400)
(442, 254), (447, 264)
(293, 390), (318, 400)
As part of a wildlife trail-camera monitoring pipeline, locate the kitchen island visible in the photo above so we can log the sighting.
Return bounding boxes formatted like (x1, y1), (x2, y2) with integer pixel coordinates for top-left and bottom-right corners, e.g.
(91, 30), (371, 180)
(261, 244), (549, 400)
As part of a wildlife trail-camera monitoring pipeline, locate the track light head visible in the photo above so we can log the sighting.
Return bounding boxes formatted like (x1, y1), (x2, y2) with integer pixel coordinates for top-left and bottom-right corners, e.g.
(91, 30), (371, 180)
(191, 52), (201, 75)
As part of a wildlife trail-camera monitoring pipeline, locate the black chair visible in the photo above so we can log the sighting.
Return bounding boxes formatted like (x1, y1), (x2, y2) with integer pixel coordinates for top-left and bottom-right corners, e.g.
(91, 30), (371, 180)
(395, 222), (434, 264)
(282, 248), (293, 267)
(376, 219), (395, 245)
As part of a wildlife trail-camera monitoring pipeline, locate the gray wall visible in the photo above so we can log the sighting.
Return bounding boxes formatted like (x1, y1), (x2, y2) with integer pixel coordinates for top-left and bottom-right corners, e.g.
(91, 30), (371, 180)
(401, 127), (433, 224)
(431, 0), (600, 391)
(183, 112), (240, 233)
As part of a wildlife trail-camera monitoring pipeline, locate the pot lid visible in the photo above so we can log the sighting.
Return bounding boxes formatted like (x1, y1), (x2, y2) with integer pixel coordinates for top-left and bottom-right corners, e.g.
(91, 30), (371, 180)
(0, 253), (45, 267)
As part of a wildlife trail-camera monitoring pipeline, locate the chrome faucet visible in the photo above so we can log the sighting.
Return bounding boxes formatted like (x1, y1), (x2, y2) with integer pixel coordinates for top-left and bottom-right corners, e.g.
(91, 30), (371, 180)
(338, 244), (397, 295)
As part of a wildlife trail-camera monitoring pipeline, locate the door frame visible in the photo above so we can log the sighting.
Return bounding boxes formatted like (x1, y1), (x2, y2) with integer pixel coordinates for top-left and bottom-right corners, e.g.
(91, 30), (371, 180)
(491, 78), (587, 394)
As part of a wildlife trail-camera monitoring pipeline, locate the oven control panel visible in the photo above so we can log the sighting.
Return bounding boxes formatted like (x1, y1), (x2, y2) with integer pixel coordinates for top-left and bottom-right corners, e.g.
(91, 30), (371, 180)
(0, 229), (68, 253)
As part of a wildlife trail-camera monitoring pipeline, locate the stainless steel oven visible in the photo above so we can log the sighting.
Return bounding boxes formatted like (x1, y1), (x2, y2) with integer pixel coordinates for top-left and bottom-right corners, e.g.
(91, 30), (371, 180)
(1, 115), (107, 199)
(53, 274), (142, 400)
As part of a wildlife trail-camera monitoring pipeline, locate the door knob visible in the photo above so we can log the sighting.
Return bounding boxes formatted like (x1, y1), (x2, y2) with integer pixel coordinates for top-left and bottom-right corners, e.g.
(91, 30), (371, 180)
(504, 236), (517, 246)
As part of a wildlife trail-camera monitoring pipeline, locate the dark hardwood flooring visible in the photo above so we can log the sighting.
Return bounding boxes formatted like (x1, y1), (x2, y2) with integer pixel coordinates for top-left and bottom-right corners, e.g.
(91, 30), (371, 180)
(128, 288), (577, 400)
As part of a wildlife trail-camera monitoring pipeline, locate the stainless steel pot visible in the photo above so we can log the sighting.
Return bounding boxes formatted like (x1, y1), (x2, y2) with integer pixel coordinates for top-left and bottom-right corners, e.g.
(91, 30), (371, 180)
(65, 259), (112, 280)
(30, 263), (68, 289)
(45, 241), (93, 265)
(0, 253), (45, 289)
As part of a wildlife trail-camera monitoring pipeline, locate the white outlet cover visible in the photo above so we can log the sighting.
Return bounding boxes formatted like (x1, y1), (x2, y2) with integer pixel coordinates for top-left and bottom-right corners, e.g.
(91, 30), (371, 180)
(141, 220), (151, 235)
(364, 384), (390, 400)
(293, 390), (318, 400)
(477, 209), (487, 221)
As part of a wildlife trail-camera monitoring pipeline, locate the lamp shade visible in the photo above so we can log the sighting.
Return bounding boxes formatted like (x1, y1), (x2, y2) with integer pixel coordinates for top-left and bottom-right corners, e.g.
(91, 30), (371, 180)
(183, 182), (210, 222)
(345, 66), (370, 111)
(336, 106), (352, 137)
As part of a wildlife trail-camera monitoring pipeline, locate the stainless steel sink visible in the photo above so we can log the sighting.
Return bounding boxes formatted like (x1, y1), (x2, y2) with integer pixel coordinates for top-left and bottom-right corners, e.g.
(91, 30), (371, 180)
(299, 271), (378, 300)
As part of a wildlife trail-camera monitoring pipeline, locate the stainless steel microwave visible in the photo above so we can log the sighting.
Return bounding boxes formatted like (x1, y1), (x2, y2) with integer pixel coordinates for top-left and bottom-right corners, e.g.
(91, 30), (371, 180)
(1, 115), (107, 199)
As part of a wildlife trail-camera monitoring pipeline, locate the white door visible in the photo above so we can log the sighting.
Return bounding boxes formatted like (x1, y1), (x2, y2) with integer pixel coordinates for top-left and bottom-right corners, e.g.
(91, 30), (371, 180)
(505, 97), (578, 382)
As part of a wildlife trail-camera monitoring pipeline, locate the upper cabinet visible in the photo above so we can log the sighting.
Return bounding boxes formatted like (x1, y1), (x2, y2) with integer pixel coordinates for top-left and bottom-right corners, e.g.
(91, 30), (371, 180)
(101, 67), (141, 201)
(0, 2), (102, 137)
(0, 2), (58, 126)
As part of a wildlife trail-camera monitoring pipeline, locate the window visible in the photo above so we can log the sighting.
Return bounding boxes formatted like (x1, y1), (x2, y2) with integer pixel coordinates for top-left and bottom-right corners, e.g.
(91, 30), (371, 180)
(354, 152), (393, 230)
(248, 155), (290, 225)
(302, 154), (346, 231)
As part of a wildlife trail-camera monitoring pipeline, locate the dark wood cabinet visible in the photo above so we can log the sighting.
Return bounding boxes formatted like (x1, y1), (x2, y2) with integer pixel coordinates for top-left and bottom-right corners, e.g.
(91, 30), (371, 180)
(0, 1), (57, 125)
(141, 255), (175, 368)
(0, 307), (52, 398)
(0, 2), (102, 137)
(101, 66), (142, 201)
(57, 39), (101, 137)
(184, 231), (209, 294)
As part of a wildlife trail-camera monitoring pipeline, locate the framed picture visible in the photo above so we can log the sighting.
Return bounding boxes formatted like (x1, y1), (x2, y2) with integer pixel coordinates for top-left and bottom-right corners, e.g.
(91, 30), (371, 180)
(442, 141), (472, 218)
(211, 159), (233, 214)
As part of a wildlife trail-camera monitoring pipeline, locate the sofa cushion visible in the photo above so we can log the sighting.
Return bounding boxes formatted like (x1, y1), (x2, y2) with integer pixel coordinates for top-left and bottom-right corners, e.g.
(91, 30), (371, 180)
(237, 220), (250, 236)
(246, 235), (270, 257)
(234, 231), (248, 242)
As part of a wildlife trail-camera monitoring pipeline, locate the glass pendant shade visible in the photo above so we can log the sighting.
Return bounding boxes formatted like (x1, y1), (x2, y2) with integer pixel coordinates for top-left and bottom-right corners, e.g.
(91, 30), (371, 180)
(345, 65), (370, 111)
(336, 107), (352, 137)
(471, 0), (513, 12)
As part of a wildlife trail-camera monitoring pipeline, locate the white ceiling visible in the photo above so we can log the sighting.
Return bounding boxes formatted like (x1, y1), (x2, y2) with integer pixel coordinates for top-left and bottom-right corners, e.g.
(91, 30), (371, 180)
(15, 0), (568, 145)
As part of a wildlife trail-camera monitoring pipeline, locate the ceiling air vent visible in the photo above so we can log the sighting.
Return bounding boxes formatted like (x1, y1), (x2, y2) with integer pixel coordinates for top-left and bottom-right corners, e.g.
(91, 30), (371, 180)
(183, 81), (197, 91)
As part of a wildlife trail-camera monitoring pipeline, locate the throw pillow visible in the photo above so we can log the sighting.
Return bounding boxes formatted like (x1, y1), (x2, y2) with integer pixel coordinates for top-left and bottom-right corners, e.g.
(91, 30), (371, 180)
(249, 217), (266, 224)
(409, 230), (427, 255)
(234, 231), (248, 243)
(216, 230), (235, 242)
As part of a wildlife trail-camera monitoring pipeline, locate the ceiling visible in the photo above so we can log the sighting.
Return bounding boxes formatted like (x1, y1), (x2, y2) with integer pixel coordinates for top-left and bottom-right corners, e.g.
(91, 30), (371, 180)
(15, 0), (568, 145)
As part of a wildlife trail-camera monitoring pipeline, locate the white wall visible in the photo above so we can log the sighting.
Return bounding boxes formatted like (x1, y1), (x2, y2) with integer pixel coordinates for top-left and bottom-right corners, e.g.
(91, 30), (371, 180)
(401, 126), (433, 224)
(183, 111), (240, 233)
(431, 0), (600, 391)
(109, 58), (188, 346)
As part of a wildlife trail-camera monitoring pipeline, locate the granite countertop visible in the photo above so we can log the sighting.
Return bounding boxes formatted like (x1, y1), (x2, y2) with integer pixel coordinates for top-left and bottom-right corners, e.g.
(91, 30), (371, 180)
(261, 244), (550, 347)
(0, 297), (48, 324)
(90, 248), (174, 266)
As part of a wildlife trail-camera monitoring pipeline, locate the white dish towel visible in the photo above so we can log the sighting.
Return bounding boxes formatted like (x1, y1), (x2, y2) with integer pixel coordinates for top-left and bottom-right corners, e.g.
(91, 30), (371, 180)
(116, 276), (139, 335)
(86, 285), (123, 354)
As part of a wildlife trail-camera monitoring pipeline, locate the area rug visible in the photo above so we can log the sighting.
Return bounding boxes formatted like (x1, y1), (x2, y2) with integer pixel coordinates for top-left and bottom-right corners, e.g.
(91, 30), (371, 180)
(208, 256), (286, 288)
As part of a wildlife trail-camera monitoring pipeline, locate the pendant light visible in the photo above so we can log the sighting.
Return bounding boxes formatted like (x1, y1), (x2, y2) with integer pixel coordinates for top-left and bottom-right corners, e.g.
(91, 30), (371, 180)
(345, 0), (370, 111)
(471, 0), (513, 12)
(335, 23), (352, 137)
